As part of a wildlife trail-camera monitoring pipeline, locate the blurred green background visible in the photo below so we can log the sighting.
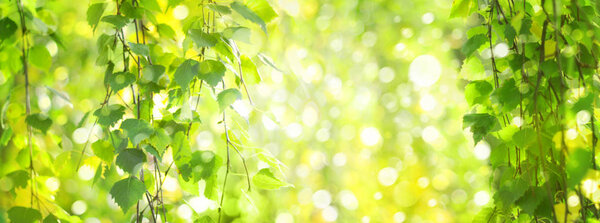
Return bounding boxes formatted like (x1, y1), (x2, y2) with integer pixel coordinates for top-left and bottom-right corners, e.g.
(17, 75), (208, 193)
(0, 0), (491, 222)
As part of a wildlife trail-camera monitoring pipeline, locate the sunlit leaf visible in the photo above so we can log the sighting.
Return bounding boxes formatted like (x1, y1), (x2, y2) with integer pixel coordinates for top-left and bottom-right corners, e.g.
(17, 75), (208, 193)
(231, 2), (267, 33)
(174, 59), (200, 91)
(29, 45), (52, 70)
(464, 80), (492, 106)
(109, 177), (146, 213)
(198, 60), (226, 87)
(87, 3), (106, 31)
(252, 168), (290, 190)
(188, 29), (218, 48)
(217, 88), (242, 111)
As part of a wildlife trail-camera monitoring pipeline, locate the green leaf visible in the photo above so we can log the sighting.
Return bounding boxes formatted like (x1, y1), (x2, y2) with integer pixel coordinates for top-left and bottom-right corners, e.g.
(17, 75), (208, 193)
(223, 26), (251, 43)
(87, 3), (106, 31)
(231, 2), (267, 33)
(45, 86), (72, 107)
(567, 148), (592, 189)
(110, 177), (146, 213)
(25, 113), (53, 133)
(142, 65), (166, 83)
(120, 119), (154, 146)
(1, 127), (13, 147)
(116, 149), (147, 174)
(92, 163), (104, 187)
(241, 55), (261, 84)
(7, 207), (41, 223)
(459, 56), (485, 80)
(120, 1), (144, 19)
(43, 214), (59, 223)
(156, 23), (176, 40)
(463, 113), (499, 144)
(108, 72), (136, 92)
(149, 128), (170, 158)
(29, 45), (52, 70)
(129, 42), (150, 56)
(198, 60), (226, 87)
(461, 34), (487, 57)
(207, 4), (231, 14)
(246, 0), (278, 23)
(140, 0), (161, 12)
(449, 0), (477, 18)
(217, 88), (242, 111)
(8, 170), (29, 188)
(167, 0), (183, 11)
(464, 80), (492, 106)
(495, 78), (519, 112)
(195, 216), (216, 223)
(92, 140), (114, 164)
(174, 59), (200, 90)
(512, 128), (535, 148)
(101, 15), (129, 29)
(0, 17), (18, 40)
(252, 168), (290, 190)
(94, 104), (126, 126)
(188, 29), (218, 48)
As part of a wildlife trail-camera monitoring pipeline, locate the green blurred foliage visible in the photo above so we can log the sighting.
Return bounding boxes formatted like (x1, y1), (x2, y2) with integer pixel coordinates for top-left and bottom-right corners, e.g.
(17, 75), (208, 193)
(0, 0), (495, 222)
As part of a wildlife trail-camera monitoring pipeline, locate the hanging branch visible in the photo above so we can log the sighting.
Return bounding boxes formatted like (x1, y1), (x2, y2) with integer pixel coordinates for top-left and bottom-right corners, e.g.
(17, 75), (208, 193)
(15, 0), (36, 208)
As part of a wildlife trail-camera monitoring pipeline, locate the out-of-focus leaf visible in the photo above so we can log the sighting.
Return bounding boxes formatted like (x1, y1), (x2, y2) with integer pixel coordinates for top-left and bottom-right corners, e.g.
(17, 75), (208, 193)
(231, 2), (267, 33)
(450, 0), (477, 18)
(45, 86), (72, 107)
(8, 207), (41, 223)
(140, 0), (161, 12)
(8, 170), (29, 188)
(241, 55), (261, 84)
(245, 0), (277, 23)
(207, 4), (231, 14)
(29, 45), (52, 70)
(26, 113), (53, 133)
(217, 88), (241, 111)
(567, 148), (591, 189)
(1, 127), (13, 147)
(252, 168), (290, 189)
(0, 17), (18, 40)
(257, 53), (282, 72)
(156, 23), (176, 40)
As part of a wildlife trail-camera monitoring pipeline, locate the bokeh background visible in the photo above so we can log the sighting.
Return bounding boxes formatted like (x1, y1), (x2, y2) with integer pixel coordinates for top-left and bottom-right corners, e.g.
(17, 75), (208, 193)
(0, 0), (492, 222)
